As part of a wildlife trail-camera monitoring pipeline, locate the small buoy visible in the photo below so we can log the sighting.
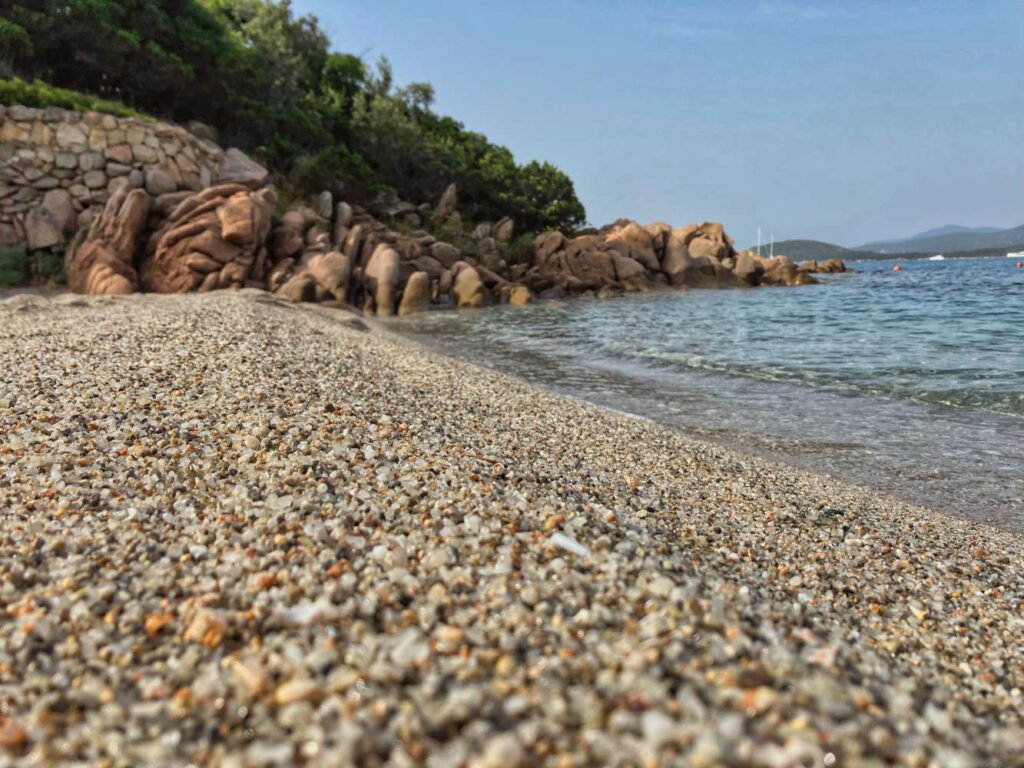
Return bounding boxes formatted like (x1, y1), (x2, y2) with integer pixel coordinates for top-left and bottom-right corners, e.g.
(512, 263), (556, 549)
(1017, 261), (1022, 268)
(892, 265), (902, 272)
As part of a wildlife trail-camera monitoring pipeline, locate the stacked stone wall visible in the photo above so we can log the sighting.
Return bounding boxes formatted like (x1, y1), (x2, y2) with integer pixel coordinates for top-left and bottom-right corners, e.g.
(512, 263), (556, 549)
(0, 105), (224, 247)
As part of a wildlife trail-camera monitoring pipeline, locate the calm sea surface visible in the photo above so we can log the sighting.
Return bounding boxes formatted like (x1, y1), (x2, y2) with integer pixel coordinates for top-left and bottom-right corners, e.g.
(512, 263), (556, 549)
(392, 257), (1024, 532)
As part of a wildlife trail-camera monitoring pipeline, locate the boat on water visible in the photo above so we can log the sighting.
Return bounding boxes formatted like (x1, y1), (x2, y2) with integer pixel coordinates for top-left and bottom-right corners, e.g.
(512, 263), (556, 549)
(1007, 251), (1024, 258)
(928, 254), (945, 261)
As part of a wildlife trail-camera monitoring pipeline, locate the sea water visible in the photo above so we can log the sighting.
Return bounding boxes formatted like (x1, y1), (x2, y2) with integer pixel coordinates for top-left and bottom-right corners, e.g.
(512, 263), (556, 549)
(392, 257), (1024, 531)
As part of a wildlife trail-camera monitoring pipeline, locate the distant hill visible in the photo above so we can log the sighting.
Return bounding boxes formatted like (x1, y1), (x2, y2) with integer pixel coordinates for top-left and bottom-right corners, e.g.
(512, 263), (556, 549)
(751, 240), (859, 261)
(856, 224), (1024, 254)
(906, 225), (1004, 240)
(760, 239), (1024, 263)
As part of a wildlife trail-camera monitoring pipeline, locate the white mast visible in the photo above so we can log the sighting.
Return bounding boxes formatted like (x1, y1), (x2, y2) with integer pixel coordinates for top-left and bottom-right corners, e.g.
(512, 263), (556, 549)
(770, 234), (774, 259)
(757, 227), (762, 257)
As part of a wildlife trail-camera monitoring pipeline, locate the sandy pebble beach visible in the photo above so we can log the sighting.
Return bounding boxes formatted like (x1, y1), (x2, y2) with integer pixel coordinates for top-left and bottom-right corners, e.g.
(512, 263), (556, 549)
(0, 290), (1022, 767)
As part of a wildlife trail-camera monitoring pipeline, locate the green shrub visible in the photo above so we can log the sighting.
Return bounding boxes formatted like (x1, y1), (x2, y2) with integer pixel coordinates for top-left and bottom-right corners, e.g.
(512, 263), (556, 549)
(291, 144), (384, 200)
(0, 19), (32, 69)
(0, 77), (143, 118)
(503, 234), (536, 266)
(0, 246), (28, 287)
(31, 250), (65, 284)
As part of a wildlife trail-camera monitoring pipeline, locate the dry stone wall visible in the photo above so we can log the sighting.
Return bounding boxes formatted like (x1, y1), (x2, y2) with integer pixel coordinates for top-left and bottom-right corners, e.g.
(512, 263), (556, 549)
(0, 105), (224, 248)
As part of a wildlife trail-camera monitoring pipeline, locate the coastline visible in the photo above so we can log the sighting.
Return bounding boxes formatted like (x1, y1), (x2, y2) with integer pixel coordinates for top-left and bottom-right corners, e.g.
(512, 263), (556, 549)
(1, 290), (1022, 765)
(385, 260), (1024, 533)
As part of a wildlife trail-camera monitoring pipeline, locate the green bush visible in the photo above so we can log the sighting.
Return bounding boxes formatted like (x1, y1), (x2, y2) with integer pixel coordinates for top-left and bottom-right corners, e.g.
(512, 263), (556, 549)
(0, 77), (142, 118)
(503, 234), (536, 266)
(291, 144), (383, 201)
(31, 250), (65, 284)
(0, 247), (66, 287)
(0, 246), (28, 288)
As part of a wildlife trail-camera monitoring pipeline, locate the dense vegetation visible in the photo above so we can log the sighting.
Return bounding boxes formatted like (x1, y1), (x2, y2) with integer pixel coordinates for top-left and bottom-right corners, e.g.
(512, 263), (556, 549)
(0, 0), (586, 233)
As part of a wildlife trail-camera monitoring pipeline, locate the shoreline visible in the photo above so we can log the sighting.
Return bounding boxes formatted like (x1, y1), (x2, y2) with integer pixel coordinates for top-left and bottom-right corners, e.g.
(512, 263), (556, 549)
(1, 290), (1022, 766)
(384, 264), (1024, 534)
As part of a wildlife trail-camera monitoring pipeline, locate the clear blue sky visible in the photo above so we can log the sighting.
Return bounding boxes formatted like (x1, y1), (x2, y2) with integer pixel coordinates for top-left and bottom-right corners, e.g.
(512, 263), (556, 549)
(293, 0), (1023, 247)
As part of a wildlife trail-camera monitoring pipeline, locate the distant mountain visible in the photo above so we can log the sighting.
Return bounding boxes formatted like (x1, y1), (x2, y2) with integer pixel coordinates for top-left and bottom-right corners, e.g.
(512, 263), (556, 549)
(856, 224), (1024, 254)
(760, 239), (1024, 263)
(907, 225), (1004, 240)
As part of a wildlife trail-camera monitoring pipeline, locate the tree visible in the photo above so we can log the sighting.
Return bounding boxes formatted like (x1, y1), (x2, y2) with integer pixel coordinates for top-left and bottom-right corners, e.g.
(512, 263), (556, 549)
(1, 1), (232, 120)
(350, 86), (441, 203)
(512, 161), (587, 233)
(0, 17), (32, 75)
(320, 52), (366, 113)
(1, 0), (588, 232)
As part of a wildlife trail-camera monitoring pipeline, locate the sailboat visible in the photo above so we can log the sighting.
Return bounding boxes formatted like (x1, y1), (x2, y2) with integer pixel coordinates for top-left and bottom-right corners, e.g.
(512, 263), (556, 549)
(755, 228), (774, 259)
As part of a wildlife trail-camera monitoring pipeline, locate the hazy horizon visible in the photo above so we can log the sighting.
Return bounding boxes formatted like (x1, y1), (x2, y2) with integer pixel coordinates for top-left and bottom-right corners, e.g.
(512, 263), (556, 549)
(294, 0), (1023, 247)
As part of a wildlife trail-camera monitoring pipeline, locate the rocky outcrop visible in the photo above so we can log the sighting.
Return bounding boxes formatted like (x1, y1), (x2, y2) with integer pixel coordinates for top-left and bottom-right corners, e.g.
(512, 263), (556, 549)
(307, 251), (351, 301)
(728, 250), (761, 284)
(518, 219), (846, 295)
(564, 242), (617, 289)
(139, 184), (277, 293)
(494, 217), (514, 242)
(65, 187), (149, 295)
(25, 189), (77, 251)
(52, 113), (845, 316)
(662, 229), (700, 287)
(507, 284), (532, 306)
(363, 245), (402, 315)
(253, 185), (526, 316)
(610, 253), (647, 287)
(216, 148), (269, 190)
(434, 183), (457, 223)
(398, 271), (431, 316)
(748, 255), (813, 286)
(604, 220), (661, 272)
(430, 242), (460, 268)
(258, 200), (845, 315)
(64, 172), (847, 313)
(453, 264), (487, 308)
(798, 258), (849, 274)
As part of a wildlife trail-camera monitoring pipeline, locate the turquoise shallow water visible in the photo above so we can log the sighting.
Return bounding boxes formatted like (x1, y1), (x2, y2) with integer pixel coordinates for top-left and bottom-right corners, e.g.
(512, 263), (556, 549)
(392, 257), (1024, 531)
